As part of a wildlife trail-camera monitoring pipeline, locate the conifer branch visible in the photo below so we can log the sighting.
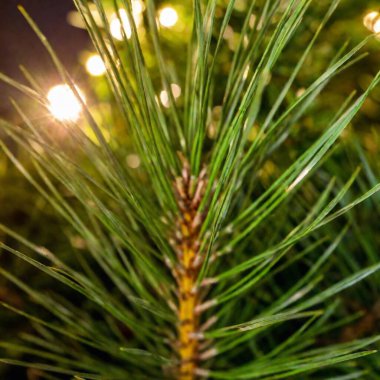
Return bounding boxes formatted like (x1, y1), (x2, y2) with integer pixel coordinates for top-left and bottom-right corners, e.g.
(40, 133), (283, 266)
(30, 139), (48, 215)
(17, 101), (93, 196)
(171, 158), (209, 379)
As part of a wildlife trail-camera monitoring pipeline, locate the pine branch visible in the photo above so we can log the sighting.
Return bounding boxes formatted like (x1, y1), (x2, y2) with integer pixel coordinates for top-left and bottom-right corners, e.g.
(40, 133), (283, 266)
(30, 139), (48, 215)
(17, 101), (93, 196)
(1, 0), (380, 379)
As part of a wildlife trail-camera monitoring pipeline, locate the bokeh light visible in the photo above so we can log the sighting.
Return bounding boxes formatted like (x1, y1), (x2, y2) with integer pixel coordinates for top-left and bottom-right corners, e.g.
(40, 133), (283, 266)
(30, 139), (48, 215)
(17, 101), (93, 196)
(158, 7), (178, 28)
(110, 9), (132, 40)
(132, 0), (144, 15)
(86, 54), (106, 76)
(110, 2), (144, 41)
(364, 11), (380, 33)
(126, 154), (141, 169)
(47, 84), (85, 122)
(160, 83), (181, 108)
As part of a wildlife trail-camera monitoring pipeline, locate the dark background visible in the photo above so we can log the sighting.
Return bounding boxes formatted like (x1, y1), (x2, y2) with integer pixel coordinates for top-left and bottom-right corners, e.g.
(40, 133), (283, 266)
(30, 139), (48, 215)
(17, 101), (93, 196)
(0, 0), (89, 119)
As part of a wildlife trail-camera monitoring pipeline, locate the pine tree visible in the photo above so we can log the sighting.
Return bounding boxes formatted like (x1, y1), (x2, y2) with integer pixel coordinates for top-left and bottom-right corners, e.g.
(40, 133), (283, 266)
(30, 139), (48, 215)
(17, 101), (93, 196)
(1, 0), (380, 379)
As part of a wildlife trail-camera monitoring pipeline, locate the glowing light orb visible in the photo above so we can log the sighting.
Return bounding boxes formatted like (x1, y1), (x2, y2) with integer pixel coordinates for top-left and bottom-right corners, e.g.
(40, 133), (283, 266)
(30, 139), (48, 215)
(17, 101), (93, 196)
(110, 9), (132, 40)
(158, 7), (178, 28)
(159, 83), (181, 108)
(126, 154), (141, 169)
(364, 11), (380, 33)
(47, 84), (85, 122)
(86, 54), (106, 76)
(132, 0), (144, 15)
(110, 2), (144, 40)
(171, 83), (181, 98)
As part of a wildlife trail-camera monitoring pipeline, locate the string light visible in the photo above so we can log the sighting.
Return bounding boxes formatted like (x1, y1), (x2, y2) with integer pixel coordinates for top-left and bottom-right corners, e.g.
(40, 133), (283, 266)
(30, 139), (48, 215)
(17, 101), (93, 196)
(110, 2), (144, 40)
(86, 54), (106, 76)
(364, 11), (380, 33)
(158, 7), (178, 28)
(47, 84), (85, 122)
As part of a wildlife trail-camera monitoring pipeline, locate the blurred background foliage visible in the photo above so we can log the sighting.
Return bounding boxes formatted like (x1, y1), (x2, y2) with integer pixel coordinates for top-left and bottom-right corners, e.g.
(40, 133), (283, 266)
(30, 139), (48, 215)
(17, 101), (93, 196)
(1, 0), (380, 378)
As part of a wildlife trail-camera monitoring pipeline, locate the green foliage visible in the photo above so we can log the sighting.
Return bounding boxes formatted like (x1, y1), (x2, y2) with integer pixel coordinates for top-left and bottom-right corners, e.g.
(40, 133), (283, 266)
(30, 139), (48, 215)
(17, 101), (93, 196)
(1, 0), (380, 378)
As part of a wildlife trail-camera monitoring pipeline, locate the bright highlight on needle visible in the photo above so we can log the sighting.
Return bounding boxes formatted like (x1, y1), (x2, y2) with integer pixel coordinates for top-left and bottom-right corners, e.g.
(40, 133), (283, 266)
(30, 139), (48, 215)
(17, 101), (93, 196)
(47, 84), (85, 122)
(158, 7), (178, 28)
(86, 54), (106, 76)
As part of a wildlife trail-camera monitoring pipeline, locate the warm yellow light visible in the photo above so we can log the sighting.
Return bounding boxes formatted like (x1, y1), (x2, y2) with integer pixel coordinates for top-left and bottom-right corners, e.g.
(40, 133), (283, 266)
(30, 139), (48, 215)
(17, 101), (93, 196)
(159, 83), (181, 108)
(364, 11), (378, 29)
(158, 7), (178, 28)
(132, 0), (144, 15)
(171, 83), (181, 98)
(296, 87), (306, 98)
(110, 2), (144, 41)
(374, 19), (380, 33)
(126, 154), (141, 169)
(86, 54), (106, 76)
(364, 11), (380, 33)
(159, 91), (169, 107)
(110, 9), (131, 40)
(223, 25), (234, 40)
(47, 84), (85, 122)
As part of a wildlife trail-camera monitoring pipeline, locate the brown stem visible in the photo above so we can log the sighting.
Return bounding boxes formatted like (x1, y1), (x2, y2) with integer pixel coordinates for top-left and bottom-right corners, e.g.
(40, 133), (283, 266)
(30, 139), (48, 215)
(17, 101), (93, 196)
(172, 162), (207, 380)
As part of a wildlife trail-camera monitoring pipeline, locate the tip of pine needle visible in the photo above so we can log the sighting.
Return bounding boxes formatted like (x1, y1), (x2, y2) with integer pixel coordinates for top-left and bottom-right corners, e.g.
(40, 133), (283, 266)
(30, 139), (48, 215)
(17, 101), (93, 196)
(17, 5), (26, 15)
